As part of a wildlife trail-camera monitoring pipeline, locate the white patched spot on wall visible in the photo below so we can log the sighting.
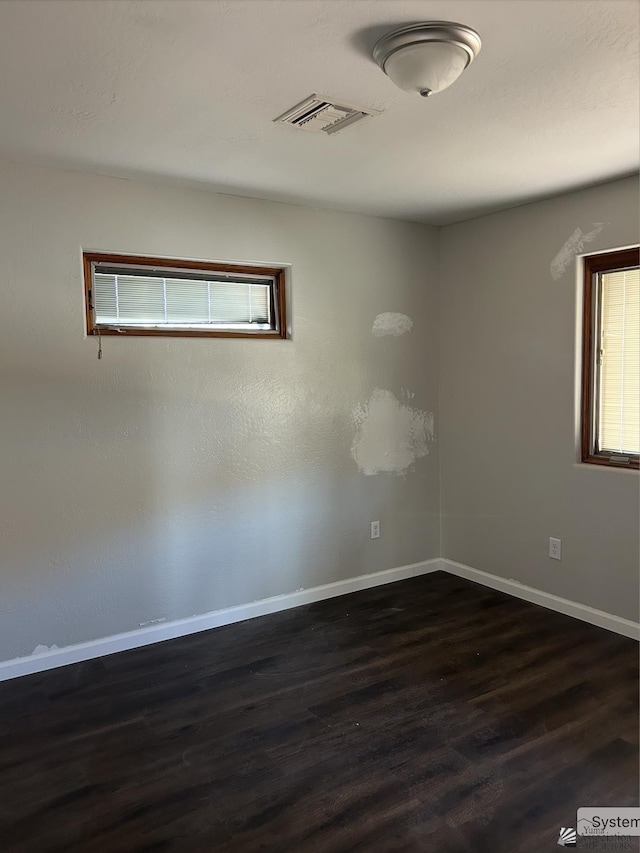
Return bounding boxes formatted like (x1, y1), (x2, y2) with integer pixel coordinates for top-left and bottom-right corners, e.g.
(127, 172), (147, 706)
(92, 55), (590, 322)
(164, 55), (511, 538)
(372, 312), (413, 337)
(550, 223), (604, 280)
(351, 389), (434, 476)
(31, 644), (59, 656)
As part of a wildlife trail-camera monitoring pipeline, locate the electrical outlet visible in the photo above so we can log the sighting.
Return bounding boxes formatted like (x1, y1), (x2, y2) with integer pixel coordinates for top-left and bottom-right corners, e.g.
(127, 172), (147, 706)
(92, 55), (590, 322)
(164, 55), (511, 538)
(370, 520), (380, 539)
(549, 537), (562, 560)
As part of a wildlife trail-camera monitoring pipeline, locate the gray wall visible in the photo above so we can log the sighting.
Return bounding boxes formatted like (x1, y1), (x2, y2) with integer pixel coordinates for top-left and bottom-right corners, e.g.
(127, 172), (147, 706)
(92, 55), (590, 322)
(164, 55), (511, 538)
(439, 176), (640, 622)
(0, 161), (440, 661)
(1, 160), (637, 664)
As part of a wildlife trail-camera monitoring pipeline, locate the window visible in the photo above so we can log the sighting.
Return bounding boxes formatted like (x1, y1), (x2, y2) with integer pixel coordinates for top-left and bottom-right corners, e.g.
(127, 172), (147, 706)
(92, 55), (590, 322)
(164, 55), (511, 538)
(581, 247), (639, 469)
(83, 253), (287, 338)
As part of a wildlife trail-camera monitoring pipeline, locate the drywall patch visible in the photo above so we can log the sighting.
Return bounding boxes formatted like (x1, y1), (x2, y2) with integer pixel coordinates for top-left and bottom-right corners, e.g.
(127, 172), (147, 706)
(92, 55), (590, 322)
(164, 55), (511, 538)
(139, 617), (167, 628)
(351, 389), (434, 475)
(32, 644), (59, 656)
(550, 223), (604, 280)
(372, 312), (413, 338)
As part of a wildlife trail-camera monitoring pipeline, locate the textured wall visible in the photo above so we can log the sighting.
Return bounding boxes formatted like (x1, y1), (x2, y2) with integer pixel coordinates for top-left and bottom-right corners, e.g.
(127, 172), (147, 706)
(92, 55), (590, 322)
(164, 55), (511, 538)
(439, 176), (640, 622)
(2, 160), (636, 664)
(0, 161), (440, 661)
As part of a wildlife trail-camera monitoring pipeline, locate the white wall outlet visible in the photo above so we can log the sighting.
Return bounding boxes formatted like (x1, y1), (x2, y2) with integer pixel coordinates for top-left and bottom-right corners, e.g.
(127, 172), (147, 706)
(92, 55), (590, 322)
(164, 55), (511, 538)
(549, 537), (562, 560)
(370, 520), (381, 539)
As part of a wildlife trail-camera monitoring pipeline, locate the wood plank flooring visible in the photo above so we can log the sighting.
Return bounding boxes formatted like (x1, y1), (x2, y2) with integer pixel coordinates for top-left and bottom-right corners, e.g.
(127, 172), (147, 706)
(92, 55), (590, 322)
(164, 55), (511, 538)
(0, 571), (637, 852)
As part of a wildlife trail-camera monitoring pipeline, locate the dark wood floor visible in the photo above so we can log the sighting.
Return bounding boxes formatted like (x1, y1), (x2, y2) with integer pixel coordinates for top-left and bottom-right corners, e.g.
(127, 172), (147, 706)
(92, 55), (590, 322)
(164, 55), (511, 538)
(0, 571), (637, 852)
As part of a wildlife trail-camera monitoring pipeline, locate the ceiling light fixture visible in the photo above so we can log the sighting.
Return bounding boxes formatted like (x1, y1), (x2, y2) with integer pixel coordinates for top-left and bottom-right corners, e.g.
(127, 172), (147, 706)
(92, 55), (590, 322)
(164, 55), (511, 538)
(373, 21), (481, 98)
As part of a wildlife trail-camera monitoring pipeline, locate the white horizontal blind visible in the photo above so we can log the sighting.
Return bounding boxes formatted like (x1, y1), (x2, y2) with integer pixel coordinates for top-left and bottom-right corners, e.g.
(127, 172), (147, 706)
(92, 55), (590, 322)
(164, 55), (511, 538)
(93, 272), (271, 329)
(598, 267), (640, 454)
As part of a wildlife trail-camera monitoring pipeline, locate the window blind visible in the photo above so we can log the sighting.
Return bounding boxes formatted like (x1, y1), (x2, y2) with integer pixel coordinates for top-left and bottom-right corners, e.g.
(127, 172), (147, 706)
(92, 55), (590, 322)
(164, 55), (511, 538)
(598, 267), (640, 454)
(93, 272), (271, 329)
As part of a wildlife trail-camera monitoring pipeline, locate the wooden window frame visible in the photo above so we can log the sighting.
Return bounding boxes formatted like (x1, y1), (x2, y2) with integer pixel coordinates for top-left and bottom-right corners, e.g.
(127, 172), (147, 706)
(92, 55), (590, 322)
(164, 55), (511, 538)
(581, 247), (640, 470)
(83, 252), (288, 339)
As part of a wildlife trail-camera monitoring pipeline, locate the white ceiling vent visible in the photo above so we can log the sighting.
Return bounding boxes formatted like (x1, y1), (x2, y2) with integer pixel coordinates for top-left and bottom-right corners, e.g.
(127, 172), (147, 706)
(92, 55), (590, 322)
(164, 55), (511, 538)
(274, 95), (381, 135)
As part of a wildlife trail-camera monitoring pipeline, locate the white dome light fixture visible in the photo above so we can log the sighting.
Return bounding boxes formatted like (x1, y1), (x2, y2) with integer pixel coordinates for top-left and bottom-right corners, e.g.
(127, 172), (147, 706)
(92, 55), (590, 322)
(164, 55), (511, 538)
(373, 22), (481, 98)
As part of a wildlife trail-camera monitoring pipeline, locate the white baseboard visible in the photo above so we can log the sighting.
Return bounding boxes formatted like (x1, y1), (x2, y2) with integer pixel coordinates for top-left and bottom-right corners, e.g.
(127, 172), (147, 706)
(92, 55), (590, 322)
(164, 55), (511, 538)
(2, 556), (636, 683)
(440, 558), (640, 641)
(0, 558), (441, 683)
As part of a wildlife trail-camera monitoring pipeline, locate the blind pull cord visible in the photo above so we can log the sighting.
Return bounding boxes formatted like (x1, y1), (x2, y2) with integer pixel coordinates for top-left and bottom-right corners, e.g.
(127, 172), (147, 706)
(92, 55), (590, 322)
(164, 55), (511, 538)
(89, 293), (103, 360)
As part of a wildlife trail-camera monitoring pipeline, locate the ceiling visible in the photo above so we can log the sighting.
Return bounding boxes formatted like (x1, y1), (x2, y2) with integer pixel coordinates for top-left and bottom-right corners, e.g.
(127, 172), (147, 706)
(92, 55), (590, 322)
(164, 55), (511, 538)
(0, 0), (637, 224)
